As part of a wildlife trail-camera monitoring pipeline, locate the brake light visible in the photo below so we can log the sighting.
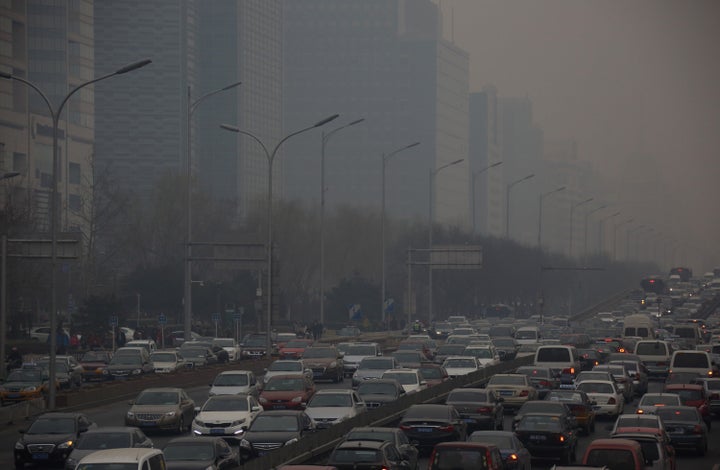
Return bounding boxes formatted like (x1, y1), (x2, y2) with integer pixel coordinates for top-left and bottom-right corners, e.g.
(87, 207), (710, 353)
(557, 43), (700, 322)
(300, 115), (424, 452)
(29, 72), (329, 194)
(538, 380), (551, 387)
(608, 397), (616, 404)
(562, 367), (575, 375)
(559, 435), (566, 442)
(399, 425), (411, 431)
(508, 453), (518, 461)
(477, 407), (491, 413)
(519, 390), (529, 397)
(437, 425), (454, 432)
(636, 409), (644, 414)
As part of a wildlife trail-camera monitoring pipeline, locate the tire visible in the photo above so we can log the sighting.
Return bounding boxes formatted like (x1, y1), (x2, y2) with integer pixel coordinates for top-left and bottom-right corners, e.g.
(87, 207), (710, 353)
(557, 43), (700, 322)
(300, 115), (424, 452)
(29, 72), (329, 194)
(176, 416), (185, 434)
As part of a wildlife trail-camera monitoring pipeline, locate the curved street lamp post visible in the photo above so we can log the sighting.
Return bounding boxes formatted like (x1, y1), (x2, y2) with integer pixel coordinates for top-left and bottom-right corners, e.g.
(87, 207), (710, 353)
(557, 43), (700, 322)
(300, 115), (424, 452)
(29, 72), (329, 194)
(568, 197), (593, 257)
(471, 161), (503, 234)
(505, 174), (535, 239)
(537, 186), (566, 250)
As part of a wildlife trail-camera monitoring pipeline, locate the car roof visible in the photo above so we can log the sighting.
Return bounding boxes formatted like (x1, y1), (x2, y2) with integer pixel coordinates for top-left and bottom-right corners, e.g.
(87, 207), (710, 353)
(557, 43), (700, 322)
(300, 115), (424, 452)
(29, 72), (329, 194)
(434, 441), (498, 449)
(79, 448), (163, 464)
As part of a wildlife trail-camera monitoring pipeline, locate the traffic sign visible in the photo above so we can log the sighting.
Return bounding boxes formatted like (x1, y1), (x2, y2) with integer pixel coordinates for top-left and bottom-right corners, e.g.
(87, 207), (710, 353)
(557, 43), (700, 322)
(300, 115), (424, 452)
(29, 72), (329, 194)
(212, 312), (220, 323)
(109, 315), (118, 327)
(158, 314), (167, 325)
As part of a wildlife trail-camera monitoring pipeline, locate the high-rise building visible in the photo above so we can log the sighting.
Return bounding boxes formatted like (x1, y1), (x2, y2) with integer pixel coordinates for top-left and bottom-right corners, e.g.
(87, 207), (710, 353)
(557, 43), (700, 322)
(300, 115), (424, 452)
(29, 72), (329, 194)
(0, 0), (94, 234)
(282, 0), (469, 227)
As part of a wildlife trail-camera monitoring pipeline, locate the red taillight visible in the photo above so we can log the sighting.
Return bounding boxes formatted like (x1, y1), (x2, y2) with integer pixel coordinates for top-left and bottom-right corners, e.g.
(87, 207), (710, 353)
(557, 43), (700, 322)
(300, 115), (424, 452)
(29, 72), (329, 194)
(608, 397), (616, 404)
(477, 407), (491, 413)
(693, 425), (703, 434)
(538, 380), (551, 387)
(519, 390), (529, 397)
(438, 425), (454, 432)
(562, 367), (575, 375)
(399, 425), (411, 431)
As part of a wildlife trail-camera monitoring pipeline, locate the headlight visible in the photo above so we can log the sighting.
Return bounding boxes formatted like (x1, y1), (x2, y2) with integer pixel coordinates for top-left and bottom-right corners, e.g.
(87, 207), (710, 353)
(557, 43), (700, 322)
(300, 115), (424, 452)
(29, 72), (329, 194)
(284, 437), (298, 446)
(165, 411), (176, 417)
(57, 440), (73, 449)
(14, 441), (25, 450)
(132, 369), (142, 375)
(102, 370), (109, 375)
(291, 396), (303, 403)
(127, 412), (135, 418)
(23, 386), (37, 392)
(194, 419), (205, 427)
(330, 361), (337, 368)
(231, 418), (246, 426)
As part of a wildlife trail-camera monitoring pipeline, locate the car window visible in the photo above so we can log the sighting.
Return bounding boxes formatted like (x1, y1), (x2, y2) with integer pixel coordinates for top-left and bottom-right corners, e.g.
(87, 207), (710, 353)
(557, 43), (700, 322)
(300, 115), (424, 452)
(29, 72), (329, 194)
(148, 454), (165, 470)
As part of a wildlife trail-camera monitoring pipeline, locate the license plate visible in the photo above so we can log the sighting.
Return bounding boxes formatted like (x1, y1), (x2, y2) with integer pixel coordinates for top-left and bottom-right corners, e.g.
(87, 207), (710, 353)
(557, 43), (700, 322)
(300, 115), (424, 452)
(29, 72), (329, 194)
(257, 451), (267, 457)
(530, 434), (546, 440)
(672, 428), (685, 434)
(32, 453), (49, 460)
(463, 418), (476, 423)
(273, 405), (286, 409)
(210, 428), (225, 434)
(559, 384), (574, 389)
(500, 391), (513, 396)
(416, 427), (434, 433)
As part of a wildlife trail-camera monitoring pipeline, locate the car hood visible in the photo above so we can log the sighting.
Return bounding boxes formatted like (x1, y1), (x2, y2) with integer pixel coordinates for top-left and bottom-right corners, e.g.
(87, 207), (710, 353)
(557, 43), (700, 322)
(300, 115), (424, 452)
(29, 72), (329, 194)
(80, 361), (107, 368)
(304, 359), (335, 367)
(354, 370), (386, 379)
(21, 432), (76, 445)
(165, 459), (215, 470)
(244, 431), (299, 443)
(196, 411), (252, 423)
(305, 407), (353, 420)
(130, 404), (178, 413)
(2, 380), (43, 389)
(152, 361), (177, 368)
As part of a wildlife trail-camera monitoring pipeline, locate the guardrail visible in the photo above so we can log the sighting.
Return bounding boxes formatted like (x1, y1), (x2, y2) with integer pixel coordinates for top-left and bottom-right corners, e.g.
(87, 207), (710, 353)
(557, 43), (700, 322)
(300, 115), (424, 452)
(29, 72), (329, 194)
(239, 354), (534, 470)
(569, 289), (631, 324)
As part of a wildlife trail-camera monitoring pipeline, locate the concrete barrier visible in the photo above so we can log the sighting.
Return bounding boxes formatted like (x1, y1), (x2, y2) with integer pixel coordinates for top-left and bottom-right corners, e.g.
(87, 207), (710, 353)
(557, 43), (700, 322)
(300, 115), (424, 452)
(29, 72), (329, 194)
(239, 355), (534, 470)
(0, 398), (45, 425)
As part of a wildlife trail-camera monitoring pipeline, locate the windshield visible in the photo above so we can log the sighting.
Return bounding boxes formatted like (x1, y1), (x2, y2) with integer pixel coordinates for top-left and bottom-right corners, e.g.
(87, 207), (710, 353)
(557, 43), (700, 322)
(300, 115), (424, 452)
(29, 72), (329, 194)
(517, 415), (562, 432)
(77, 465), (137, 470)
(6, 370), (43, 382)
(264, 378), (305, 391)
(640, 395), (681, 406)
(346, 346), (377, 356)
(36, 360), (68, 372)
(28, 417), (75, 434)
(302, 348), (335, 358)
(656, 408), (698, 421)
(332, 449), (381, 464)
(213, 339), (234, 347)
(135, 391), (179, 405)
(250, 415), (299, 432)
(444, 359), (476, 368)
(357, 383), (397, 395)
(214, 374), (249, 386)
(419, 367), (442, 379)
(81, 352), (109, 362)
(437, 345), (465, 354)
(109, 356), (141, 366)
(151, 353), (176, 362)
(465, 348), (493, 358)
(269, 362), (302, 372)
(308, 393), (352, 407)
(383, 372), (417, 385)
(346, 430), (393, 442)
(202, 397), (249, 412)
(493, 338), (516, 347)
(546, 392), (583, 402)
(164, 442), (215, 461)
(577, 382), (614, 394)
(515, 330), (537, 339)
(76, 432), (131, 450)
(183, 348), (206, 357)
(393, 352), (421, 362)
(245, 338), (266, 347)
(488, 375), (525, 386)
(468, 434), (512, 448)
(360, 359), (393, 370)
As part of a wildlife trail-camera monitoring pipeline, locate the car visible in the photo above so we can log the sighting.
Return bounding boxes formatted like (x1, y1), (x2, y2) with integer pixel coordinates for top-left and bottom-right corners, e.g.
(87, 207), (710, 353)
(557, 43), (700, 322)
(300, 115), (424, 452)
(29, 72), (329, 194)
(239, 410), (316, 461)
(35, 356), (83, 389)
(163, 436), (238, 470)
(492, 336), (520, 360)
(441, 356), (482, 378)
(636, 393), (682, 415)
(14, 412), (97, 468)
(654, 405), (709, 455)
(180, 346), (218, 367)
(302, 346), (344, 383)
(240, 336), (268, 358)
(342, 342), (382, 377)
(391, 351), (429, 369)
(279, 339), (315, 360)
(575, 380), (624, 417)
(512, 400), (576, 432)
(694, 377), (720, 415)
(609, 358), (650, 396)
(592, 364), (635, 400)
(513, 412), (579, 464)
(398, 404), (467, 452)
(573, 370), (614, 389)
(433, 344), (467, 364)
(664, 371), (702, 386)
(125, 339), (158, 354)
(428, 441), (506, 470)
(29, 326), (68, 342)
(150, 350), (191, 374)
(304, 389), (366, 429)
(543, 389), (597, 434)
(485, 374), (538, 409)
(582, 438), (648, 470)
(125, 387), (196, 433)
(445, 387), (504, 432)
(74, 448), (165, 470)
(191, 393), (262, 440)
(609, 427), (676, 470)
(106, 348), (154, 379)
(515, 366), (560, 398)
(263, 359), (313, 384)
(63, 426), (153, 470)
(342, 427), (418, 470)
(352, 356), (401, 387)
(0, 368), (54, 405)
(356, 378), (406, 408)
(78, 350), (113, 382)
(274, 332), (300, 348)
(463, 344), (501, 366)
(212, 337), (241, 362)
(576, 348), (602, 371)
(209, 370), (259, 396)
(468, 430), (532, 470)
(417, 363), (449, 387)
(258, 374), (315, 410)
(337, 326), (361, 337)
(380, 369), (427, 394)
(327, 439), (412, 470)
(662, 383), (712, 427)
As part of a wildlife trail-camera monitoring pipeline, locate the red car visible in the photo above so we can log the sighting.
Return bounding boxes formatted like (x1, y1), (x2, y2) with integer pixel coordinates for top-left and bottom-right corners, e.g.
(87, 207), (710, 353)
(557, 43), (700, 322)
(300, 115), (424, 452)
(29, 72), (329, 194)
(429, 441), (505, 470)
(258, 374), (315, 410)
(79, 350), (113, 382)
(663, 383), (712, 427)
(279, 339), (314, 359)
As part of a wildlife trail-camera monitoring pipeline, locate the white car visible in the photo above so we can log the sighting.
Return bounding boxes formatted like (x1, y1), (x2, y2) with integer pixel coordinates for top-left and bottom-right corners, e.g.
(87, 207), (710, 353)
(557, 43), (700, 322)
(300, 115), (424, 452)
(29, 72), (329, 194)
(192, 394), (262, 439)
(304, 389), (367, 428)
(463, 345), (500, 366)
(575, 380), (625, 417)
(636, 393), (682, 415)
(150, 350), (189, 374)
(213, 337), (241, 362)
(442, 356), (482, 378)
(263, 360), (313, 384)
(209, 370), (259, 397)
(381, 369), (427, 394)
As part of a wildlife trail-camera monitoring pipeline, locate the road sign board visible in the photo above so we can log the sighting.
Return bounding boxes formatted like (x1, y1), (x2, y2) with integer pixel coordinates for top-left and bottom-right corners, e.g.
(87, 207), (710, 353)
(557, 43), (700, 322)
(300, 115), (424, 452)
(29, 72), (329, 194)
(158, 314), (167, 325)
(109, 315), (118, 327)
(212, 312), (220, 323)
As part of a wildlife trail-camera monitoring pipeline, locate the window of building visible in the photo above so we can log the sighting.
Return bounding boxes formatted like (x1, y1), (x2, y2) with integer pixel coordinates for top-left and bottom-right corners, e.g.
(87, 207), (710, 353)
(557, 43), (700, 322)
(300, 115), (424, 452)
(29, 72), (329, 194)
(68, 193), (81, 212)
(13, 152), (27, 172)
(69, 162), (81, 184)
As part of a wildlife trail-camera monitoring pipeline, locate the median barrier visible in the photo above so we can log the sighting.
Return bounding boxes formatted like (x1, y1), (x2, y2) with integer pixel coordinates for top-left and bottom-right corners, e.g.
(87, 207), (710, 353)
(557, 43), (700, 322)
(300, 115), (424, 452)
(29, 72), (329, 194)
(239, 354), (534, 470)
(0, 398), (45, 425)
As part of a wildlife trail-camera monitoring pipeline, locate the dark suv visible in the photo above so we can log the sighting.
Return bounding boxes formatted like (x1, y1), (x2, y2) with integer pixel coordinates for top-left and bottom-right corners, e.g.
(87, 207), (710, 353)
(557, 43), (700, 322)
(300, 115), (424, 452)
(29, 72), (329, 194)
(302, 346), (344, 383)
(238, 410), (315, 461)
(14, 412), (97, 468)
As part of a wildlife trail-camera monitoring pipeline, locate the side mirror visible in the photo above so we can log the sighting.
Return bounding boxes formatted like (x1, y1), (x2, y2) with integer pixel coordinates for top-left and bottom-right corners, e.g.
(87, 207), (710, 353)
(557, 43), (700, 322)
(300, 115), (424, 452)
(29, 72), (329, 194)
(194, 406), (201, 413)
(251, 406), (261, 412)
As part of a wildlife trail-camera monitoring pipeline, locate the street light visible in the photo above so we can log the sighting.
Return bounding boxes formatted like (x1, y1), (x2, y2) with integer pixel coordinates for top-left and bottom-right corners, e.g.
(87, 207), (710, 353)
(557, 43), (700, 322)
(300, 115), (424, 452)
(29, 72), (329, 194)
(428, 158), (464, 324)
(1, 58), (152, 410)
(320, 118), (365, 326)
(583, 205), (607, 260)
(597, 211), (621, 255)
(471, 162), (503, 234)
(381, 142), (420, 327)
(568, 197), (593, 256)
(537, 186), (566, 250)
(505, 174), (535, 239)
(183, 81), (242, 344)
(613, 218), (634, 261)
(220, 113), (339, 355)
(0, 171), (20, 380)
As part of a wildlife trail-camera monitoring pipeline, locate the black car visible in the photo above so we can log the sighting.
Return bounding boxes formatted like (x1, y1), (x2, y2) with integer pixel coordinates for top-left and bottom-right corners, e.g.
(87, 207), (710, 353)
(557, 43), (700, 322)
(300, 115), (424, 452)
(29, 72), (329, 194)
(576, 348), (602, 371)
(398, 404), (467, 452)
(514, 412), (579, 464)
(327, 440), (413, 470)
(655, 405), (709, 455)
(343, 427), (419, 470)
(238, 410), (315, 461)
(14, 412), (97, 468)
(543, 389), (596, 435)
(356, 379), (406, 408)
(492, 337), (519, 360)
(429, 322), (453, 340)
(163, 436), (238, 469)
(445, 388), (504, 432)
(512, 400), (576, 431)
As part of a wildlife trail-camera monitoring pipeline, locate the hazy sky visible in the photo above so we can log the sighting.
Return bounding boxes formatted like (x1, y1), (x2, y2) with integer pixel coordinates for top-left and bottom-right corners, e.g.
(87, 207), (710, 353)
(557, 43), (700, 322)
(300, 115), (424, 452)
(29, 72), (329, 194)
(436, 0), (720, 269)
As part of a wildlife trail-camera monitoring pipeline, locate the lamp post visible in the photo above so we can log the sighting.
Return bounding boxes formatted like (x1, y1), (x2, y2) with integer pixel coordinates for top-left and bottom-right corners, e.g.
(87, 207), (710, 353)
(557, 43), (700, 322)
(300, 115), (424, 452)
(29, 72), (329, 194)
(583, 205), (607, 260)
(184, 81), (242, 345)
(471, 162), (503, 234)
(505, 174), (535, 239)
(597, 211), (621, 255)
(569, 197), (593, 257)
(537, 186), (566, 250)
(626, 225), (646, 261)
(613, 218), (634, 261)
(381, 142), (420, 327)
(320, 118), (365, 326)
(428, 158), (464, 324)
(220, 114), (339, 355)
(0, 171), (20, 380)
(1, 58), (152, 410)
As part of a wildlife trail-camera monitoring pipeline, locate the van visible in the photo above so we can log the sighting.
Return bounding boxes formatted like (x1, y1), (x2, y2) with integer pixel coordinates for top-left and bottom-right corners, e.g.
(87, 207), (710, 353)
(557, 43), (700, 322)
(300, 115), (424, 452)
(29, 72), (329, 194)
(515, 326), (540, 345)
(533, 345), (580, 385)
(622, 314), (656, 340)
(671, 324), (702, 347)
(634, 340), (673, 377)
(75, 448), (165, 470)
(669, 350), (715, 377)
(125, 339), (157, 354)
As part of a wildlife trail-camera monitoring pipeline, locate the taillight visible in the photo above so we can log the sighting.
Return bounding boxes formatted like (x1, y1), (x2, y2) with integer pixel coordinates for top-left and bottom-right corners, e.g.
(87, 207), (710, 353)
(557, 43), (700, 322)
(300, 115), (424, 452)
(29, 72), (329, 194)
(508, 453), (518, 461)
(558, 434), (566, 442)
(399, 424), (411, 431)
(562, 367), (575, 375)
(477, 407), (491, 413)
(519, 390), (529, 397)
(539, 380), (551, 387)
(438, 425), (454, 432)
(636, 409), (644, 414)
(608, 397), (616, 404)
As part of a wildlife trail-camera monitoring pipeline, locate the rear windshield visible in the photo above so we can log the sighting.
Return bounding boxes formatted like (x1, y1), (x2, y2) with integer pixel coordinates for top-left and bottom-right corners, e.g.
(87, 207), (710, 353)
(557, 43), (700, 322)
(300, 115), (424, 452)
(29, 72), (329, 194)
(674, 327), (697, 339)
(586, 449), (635, 468)
(430, 449), (490, 469)
(673, 352), (709, 368)
(635, 342), (668, 355)
(536, 347), (571, 362)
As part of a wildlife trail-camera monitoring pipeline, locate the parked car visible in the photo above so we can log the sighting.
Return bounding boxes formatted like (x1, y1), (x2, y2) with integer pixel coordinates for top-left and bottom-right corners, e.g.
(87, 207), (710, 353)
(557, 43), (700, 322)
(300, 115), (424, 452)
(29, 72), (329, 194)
(654, 405), (709, 455)
(514, 412), (579, 464)
(125, 387), (196, 433)
(327, 439), (412, 470)
(14, 412), (97, 468)
(468, 431), (532, 470)
(63, 426), (153, 470)
(163, 436), (238, 470)
(259, 374), (315, 410)
(238, 410), (316, 461)
(428, 441), (505, 470)
(356, 378), (406, 409)
(342, 427), (418, 470)
(398, 404), (467, 452)
(191, 394), (262, 440)
(78, 350), (113, 382)
(445, 387), (504, 432)
(209, 370), (259, 397)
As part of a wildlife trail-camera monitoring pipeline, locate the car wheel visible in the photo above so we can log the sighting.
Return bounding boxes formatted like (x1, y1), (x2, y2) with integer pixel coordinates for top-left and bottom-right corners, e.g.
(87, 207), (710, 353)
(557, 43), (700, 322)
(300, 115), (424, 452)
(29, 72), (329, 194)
(177, 416), (185, 434)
